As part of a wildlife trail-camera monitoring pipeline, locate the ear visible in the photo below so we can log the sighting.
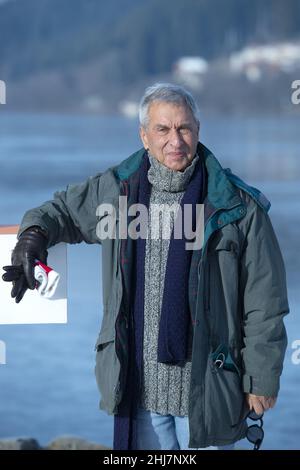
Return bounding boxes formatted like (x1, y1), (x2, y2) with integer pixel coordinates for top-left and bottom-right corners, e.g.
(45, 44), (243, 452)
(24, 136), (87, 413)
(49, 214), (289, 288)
(139, 126), (149, 150)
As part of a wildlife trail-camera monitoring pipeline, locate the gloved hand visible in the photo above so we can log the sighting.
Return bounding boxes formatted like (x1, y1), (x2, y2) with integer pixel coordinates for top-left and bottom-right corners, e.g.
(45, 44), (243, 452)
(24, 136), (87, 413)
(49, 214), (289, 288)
(2, 226), (48, 303)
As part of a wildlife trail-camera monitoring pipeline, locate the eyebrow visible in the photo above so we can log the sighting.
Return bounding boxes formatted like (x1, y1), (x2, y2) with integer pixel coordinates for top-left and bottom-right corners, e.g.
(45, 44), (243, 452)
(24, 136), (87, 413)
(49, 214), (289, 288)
(154, 122), (193, 130)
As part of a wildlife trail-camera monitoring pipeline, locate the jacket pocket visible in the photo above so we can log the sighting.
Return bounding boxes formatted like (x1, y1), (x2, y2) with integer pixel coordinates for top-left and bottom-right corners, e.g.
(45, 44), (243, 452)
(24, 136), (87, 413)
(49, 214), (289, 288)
(204, 349), (245, 441)
(94, 329), (121, 414)
(208, 237), (241, 339)
(215, 239), (239, 254)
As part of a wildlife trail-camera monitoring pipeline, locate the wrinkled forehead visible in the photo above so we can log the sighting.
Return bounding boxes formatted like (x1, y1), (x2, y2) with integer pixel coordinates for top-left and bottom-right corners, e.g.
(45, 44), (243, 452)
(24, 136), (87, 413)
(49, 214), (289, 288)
(147, 100), (197, 125)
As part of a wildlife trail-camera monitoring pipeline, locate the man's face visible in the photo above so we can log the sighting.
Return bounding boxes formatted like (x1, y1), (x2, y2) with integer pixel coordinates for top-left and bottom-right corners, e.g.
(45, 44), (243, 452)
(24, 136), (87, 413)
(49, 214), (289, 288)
(139, 101), (199, 171)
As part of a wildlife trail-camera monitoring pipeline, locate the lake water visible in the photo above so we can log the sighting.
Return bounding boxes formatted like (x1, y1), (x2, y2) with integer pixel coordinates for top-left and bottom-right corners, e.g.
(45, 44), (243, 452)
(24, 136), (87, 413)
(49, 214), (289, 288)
(0, 112), (299, 449)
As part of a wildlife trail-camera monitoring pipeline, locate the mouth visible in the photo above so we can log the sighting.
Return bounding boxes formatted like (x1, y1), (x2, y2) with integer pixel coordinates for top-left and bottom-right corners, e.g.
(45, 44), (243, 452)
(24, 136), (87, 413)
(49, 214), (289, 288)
(168, 152), (186, 159)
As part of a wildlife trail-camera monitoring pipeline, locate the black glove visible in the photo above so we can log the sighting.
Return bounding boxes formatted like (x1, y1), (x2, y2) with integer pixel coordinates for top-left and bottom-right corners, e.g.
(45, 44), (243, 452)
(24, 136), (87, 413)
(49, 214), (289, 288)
(2, 226), (48, 303)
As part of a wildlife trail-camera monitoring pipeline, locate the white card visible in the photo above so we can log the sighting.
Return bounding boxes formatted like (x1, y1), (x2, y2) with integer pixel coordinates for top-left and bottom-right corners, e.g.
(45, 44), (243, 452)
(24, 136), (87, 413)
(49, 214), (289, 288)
(0, 233), (67, 325)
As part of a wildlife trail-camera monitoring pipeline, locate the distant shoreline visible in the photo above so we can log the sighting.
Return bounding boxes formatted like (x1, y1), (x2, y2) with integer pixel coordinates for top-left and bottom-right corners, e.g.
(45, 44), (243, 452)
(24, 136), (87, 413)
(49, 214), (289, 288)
(0, 436), (111, 450)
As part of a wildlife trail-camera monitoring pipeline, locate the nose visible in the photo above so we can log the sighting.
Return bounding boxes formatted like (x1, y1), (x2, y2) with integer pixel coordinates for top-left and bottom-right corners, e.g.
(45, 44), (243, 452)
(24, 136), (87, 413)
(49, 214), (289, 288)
(169, 128), (184, 148)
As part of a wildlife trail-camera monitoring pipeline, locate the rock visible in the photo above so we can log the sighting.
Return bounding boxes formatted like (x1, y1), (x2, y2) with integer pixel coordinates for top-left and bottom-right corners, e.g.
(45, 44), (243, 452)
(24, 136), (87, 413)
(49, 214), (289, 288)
(0, 438), (41, 450)
(46, 436), (110, 450)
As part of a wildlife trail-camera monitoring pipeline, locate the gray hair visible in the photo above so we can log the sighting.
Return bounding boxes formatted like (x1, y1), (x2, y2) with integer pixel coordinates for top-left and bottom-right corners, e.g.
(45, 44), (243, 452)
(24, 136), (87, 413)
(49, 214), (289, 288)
(139, 82), (200, 129)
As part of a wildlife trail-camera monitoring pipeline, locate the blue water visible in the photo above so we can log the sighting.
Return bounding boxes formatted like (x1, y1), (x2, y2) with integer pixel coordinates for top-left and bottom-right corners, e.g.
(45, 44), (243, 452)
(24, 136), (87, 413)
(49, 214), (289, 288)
(0, 112), (299, 449)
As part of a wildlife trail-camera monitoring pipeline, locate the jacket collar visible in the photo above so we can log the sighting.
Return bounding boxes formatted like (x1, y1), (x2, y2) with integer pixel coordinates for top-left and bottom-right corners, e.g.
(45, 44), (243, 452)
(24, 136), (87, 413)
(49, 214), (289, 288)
(198, 142), (242, 211)
(113, 142), (242, 212)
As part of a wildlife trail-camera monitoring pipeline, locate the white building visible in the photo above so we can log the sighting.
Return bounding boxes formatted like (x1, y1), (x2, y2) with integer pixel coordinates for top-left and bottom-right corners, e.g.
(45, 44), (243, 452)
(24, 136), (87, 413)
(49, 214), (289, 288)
(173, 56), (208, 89)
(229, 41), (300, 81)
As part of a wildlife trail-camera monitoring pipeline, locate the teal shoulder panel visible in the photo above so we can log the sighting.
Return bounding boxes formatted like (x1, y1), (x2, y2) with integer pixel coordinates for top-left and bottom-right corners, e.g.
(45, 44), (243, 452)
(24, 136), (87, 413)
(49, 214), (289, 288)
(113, 148), (145, 181)
(224, 168), (271, 212)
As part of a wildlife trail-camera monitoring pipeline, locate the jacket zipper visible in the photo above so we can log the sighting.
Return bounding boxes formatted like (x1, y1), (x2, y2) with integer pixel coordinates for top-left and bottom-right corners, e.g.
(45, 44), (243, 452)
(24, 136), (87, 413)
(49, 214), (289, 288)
(114, 179), (129, 407)
(197, 201), (244, 445)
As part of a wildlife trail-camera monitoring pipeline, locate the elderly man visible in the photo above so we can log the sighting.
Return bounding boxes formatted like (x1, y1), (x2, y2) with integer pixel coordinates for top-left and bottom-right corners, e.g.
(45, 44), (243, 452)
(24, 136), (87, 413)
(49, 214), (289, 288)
(2, 83), (289, 451)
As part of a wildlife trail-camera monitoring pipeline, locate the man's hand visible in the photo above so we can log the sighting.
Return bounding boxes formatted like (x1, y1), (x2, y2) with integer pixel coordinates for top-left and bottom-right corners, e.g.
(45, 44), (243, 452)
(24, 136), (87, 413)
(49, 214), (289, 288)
(2, 227), (48, 303)
(245, 393), (277, 414)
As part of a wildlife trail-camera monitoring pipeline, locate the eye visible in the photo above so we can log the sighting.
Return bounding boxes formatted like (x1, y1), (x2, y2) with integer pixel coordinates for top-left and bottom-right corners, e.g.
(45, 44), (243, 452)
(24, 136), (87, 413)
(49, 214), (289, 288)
(179, 126), (192, 135)
(156, 127), (169, 135)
